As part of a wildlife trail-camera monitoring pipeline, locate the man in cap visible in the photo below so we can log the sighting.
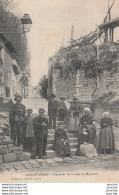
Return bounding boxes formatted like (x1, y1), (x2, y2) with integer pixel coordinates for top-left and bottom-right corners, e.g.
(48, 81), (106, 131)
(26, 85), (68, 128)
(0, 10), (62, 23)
(20, 72), (29, 98)
(33, 108), (48, 159)
(48, 94), (58, 130)
(10, 95), (26, 146)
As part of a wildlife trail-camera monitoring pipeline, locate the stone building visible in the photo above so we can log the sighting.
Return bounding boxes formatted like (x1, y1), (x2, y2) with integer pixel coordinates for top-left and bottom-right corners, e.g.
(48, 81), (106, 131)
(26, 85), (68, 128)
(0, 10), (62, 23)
(48, 45), (97, 101)
(48, 42), (119, 121)
(0, 34), (23, 105)
(0, 34), (29, 137)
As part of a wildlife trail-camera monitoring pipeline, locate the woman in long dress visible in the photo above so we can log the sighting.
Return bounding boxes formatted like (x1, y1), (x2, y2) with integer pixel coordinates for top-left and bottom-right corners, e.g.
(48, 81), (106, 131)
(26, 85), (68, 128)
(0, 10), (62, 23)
(68, 97), (81, 132)
(54, 122), (71, 158)
(76, 126), (97, 158)
(98, 112), (115, 154)
(80, 108), (96, 145)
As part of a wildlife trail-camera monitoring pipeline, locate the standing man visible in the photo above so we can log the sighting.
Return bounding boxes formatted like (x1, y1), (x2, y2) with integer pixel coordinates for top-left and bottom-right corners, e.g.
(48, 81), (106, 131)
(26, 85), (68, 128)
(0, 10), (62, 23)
(24, 109), (34, 152)
(58, 97), (67, 121)
(10, 95), (26, 146)
(48, 94), (58, 130)
(42, 76), (48, 99)
(33, 108), (48, 159)
(20, 72), (29, 98)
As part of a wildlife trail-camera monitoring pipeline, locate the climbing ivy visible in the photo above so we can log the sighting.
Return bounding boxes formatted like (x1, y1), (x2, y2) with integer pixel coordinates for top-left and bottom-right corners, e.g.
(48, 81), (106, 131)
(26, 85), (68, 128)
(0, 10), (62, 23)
(54, 44), (118, 79)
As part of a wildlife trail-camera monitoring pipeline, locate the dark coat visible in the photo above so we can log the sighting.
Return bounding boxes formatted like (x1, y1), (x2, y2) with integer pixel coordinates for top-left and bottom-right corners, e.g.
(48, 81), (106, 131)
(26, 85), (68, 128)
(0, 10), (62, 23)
(78, 132), (89, 147)
(80, 114), (93, 125)
(33, 116), (48, 138)
(10, 103), (26, 124)
(100, 117), (113, 128)
(54, 129), (70, 155)
(20, 75), (29, 86)
(54, 129), (68, 141)
(98, 117), (115, 151)
(48, 99), (58, 116)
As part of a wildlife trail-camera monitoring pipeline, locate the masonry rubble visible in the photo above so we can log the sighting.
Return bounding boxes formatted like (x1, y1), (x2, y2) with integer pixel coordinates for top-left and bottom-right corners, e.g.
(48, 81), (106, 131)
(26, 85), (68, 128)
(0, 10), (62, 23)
(0, 112), (9, 136)
(0, 128), (30, 164)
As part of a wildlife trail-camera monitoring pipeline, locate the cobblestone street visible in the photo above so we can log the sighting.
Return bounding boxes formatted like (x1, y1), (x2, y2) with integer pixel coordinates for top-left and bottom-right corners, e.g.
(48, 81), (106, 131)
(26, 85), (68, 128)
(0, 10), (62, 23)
(0, 151), (119, 174)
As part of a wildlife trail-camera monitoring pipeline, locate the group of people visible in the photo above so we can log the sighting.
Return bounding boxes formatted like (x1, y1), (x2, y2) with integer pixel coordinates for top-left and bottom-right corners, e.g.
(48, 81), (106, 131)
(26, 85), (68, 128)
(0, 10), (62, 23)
(9, 93), (115, 159)
(10, 95), (48, 159)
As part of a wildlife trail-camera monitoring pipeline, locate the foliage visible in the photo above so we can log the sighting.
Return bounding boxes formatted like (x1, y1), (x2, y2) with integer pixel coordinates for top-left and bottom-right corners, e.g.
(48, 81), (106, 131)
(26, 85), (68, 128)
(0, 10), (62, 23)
(90, 92), (116, 112)
(54, 44), (119, 80)
(0, 0), (30, 73)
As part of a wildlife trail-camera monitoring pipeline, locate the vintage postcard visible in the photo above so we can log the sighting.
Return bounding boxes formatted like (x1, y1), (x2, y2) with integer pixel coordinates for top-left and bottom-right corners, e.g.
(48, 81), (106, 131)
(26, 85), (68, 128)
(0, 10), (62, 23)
(0, 0), (119, 183)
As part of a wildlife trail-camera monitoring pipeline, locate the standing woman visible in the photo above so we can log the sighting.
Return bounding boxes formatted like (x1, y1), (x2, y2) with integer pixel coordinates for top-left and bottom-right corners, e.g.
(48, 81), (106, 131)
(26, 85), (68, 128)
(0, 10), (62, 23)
(98, 112), (115, 154)
(80, 108), (96, 145)
(68, 97), (81, 132)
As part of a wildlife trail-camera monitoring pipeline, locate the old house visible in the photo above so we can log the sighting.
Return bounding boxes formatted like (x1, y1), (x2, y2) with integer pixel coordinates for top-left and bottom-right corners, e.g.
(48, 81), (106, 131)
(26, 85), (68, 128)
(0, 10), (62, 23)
(0, 34), (27, 142)
(0, 34), (22, 102)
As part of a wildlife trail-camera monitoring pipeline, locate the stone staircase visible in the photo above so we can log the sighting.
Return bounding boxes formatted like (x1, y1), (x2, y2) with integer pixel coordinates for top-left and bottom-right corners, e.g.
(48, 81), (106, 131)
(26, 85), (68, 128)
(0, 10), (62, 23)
(22, 97), (78, 158)
(22, 97), (48, 114)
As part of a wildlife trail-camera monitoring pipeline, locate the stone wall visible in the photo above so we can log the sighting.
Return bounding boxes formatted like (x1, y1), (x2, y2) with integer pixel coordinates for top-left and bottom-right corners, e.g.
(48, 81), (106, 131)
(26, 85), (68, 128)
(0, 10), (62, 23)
(48, 45), (97, 100)
(0, 112), (10, 136)
(4, 48), (13, 97)
(0, 129), (30, 164)
(75, 69), (96, 101)
(49, 44), (119, 103)
(54, 69), (76, 99)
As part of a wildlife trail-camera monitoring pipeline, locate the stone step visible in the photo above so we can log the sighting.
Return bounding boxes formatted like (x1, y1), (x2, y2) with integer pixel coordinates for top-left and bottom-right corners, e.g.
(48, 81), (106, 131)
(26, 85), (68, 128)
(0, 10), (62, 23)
(47, 148), (76, 158)
(23, 102), (47, 105)
(23, 103), (47, 107)
(47, 142), (78, 150)
(22, 98), (48, 109)
(48, 133), (76, 139)
(47, 137), (78, 144)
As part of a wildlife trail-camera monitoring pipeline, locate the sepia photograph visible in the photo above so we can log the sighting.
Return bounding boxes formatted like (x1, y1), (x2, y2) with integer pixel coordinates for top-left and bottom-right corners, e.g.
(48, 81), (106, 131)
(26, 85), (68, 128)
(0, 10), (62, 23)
(0, 0), (119, 183)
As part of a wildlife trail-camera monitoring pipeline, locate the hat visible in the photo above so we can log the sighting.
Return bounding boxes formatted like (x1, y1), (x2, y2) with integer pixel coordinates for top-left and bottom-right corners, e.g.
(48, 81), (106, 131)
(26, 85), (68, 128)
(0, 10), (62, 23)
(73, 97), (78, 101)
(84, 108), (90, 112)
(27, 109), (33, 112)
(51, 94), (56, 98)
(39, 108), (46, 113)
(103, 112), (109, 116)
(58, 121), (64, 126)
(60, 97), (65, 101)
(81, 125), (87, 129)
(14, 95), (22, 101)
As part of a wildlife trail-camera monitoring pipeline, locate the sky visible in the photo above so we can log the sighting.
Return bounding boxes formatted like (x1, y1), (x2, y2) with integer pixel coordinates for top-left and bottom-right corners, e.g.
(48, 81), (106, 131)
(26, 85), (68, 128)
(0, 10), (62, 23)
(14, 0), (119, 86)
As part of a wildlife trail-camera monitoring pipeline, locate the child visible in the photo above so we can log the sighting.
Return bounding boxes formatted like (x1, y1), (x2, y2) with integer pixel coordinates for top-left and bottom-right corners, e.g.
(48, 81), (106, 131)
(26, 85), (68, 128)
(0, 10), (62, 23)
(76, 125), (97, 158)
(24, 109), (34, 152)
(58, 97), (67, 121)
